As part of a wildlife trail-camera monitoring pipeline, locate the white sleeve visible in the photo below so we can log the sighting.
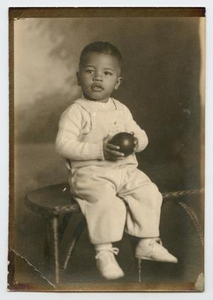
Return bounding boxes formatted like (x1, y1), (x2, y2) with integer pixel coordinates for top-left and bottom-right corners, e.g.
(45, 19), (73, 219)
(55, 104), (104, 161)
(124, 105), (149, 152)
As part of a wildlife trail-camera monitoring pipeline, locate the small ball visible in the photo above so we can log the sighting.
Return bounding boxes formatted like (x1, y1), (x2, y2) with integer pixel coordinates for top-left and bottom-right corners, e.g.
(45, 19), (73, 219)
(110, 132), (135, 156)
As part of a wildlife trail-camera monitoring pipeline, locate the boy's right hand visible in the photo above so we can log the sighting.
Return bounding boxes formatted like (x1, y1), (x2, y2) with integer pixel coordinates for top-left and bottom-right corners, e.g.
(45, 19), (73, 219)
(103, 136), (125, 161)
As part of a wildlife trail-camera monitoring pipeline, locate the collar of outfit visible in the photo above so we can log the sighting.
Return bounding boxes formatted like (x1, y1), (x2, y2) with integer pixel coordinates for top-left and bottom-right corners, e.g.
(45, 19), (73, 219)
(81, 96), (116, 111)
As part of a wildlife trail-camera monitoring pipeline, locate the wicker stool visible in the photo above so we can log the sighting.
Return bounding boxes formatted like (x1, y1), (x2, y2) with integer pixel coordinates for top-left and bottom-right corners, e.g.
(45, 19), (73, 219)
(25, 182), (86, 284)
(25, 183), (203, 284)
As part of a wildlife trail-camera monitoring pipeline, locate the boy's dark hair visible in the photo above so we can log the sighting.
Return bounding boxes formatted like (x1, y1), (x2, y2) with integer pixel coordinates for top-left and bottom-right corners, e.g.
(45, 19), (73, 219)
(79, 41), (123, 68)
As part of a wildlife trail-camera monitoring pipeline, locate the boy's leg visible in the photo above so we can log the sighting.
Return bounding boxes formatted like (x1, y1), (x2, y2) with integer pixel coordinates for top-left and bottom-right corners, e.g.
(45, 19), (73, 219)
(70, 166), (126, 279)
(119, 167), (178, 263)
(119, 167), (162, 238)
(70, 167), (126, 244)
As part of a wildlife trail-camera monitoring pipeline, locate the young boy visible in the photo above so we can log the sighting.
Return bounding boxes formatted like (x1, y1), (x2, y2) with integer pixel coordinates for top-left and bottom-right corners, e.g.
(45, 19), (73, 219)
(56, 41), (178, 280)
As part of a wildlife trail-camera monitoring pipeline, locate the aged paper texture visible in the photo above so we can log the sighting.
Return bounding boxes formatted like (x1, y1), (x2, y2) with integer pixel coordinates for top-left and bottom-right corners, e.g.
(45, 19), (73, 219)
(8, 7), (205, 292)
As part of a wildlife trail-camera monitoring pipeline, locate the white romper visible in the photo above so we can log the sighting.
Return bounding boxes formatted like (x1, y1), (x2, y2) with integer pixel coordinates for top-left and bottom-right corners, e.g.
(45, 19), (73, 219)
(56, 98), (162, 244)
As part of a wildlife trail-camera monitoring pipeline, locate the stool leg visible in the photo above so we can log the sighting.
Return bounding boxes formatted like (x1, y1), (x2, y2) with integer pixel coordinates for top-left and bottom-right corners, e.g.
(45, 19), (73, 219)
(63, 217), (86, 270)
(48, 215), (60, 284)
(138, 259), (142, 283)
(43, 217), (51, 259)
(58, 213), (72, 243)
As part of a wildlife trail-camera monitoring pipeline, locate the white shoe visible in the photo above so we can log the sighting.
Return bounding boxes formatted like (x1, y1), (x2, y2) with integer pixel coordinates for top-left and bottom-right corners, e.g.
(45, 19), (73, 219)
(95, 247), (124, 280)
(135, 238), (178, 263)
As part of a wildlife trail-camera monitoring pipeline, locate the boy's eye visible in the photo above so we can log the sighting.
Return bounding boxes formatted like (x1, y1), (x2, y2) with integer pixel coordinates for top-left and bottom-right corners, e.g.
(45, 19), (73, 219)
(85, 69), (94, 74)
(104, 71), (113, 76)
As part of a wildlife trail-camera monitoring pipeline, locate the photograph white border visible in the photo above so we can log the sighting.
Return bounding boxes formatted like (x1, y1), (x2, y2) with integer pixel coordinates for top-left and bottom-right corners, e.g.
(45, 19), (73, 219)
(1, 0), (212, 299)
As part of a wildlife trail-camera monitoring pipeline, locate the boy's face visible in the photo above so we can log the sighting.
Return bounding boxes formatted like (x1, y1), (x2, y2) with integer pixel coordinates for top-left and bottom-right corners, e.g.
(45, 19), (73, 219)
(77, 52), (122, 102)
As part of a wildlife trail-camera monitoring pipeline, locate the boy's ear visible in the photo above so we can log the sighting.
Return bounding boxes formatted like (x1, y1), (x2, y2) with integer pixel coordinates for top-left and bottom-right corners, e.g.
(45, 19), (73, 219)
(114, 76), (122, 91)
(76, 72), (81, 86)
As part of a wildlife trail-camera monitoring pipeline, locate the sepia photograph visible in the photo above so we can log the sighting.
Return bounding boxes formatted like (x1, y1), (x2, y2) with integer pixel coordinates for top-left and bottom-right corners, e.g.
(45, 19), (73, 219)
(8, 7), (205, 292)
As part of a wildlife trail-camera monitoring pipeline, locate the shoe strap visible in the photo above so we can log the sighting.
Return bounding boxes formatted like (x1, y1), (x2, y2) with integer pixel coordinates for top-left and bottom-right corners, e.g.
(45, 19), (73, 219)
(149, 238), (163, 249)
(95, 247), (119, 260)
(150, 238), (171, 255)
(155, 238), (163, 245)
(150, 237), (162, 245)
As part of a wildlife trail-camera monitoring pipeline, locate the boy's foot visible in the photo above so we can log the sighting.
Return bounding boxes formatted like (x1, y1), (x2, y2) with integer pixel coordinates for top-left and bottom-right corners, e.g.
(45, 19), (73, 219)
(135, 238), (178, 263)
(95, 246), (124, 280)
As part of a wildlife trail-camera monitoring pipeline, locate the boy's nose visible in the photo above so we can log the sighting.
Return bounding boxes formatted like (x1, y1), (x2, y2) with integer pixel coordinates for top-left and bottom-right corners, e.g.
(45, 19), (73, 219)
(93, 73), (103, 82)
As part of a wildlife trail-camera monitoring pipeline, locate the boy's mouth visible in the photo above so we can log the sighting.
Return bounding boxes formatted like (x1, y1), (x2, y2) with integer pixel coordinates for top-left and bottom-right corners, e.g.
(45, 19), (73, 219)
(92, 84), (103, 92)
